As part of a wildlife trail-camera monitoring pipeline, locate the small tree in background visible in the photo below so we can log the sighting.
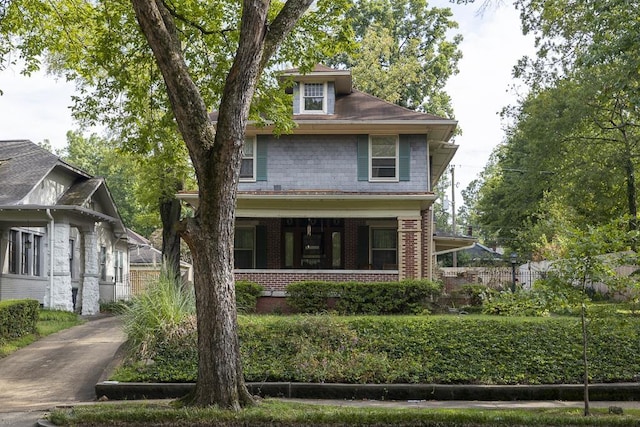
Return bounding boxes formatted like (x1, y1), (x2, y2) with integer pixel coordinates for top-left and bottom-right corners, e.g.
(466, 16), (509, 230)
(545, 218), (639, 416)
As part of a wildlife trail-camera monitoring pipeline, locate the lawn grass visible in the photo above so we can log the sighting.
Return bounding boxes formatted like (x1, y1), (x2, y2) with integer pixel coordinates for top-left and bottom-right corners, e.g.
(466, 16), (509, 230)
(47, 399), (640, 426)
(0, 309), (83, 358)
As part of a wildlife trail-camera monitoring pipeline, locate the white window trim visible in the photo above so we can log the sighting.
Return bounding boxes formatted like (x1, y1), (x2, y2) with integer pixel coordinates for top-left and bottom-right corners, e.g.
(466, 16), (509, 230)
(300, 82), (328, 114)
(240, 136), (257, 182)
(369, 135), (399, 182)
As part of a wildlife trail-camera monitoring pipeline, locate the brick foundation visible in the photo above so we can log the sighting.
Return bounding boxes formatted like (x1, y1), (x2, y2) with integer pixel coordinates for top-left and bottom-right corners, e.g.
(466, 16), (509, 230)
(235, 270), (399, 292)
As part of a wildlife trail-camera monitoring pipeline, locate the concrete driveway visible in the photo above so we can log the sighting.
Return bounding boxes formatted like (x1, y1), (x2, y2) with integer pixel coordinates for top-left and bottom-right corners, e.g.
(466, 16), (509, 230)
(0, 315), (125, 425)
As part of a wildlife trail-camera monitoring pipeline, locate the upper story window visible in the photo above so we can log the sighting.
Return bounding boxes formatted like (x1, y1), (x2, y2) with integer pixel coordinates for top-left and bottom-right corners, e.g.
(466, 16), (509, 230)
(301, 82), (326, 113)
(370, 135), (398, 181)
(240, 137), (256, 182)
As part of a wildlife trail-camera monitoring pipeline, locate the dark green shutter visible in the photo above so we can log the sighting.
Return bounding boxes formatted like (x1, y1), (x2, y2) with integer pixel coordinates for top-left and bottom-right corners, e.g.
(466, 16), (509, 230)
(255, 225), (267, 268)
(256, 136), (267, 181)
(357, 225), (370, 268)
(399, 135), (411, 181)
(357, 135), (369, 181)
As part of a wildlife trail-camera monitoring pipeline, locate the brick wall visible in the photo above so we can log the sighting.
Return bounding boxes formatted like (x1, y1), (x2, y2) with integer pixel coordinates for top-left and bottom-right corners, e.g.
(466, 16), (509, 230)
(344, 218), (365, 269)
(421, 208), (433, 280)
(235, 270), (399, 292)
(398, 217), (421, 280)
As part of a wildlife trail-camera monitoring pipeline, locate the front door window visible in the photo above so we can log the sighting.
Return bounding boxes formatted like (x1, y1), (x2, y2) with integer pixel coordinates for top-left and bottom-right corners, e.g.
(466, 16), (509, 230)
(282, 218), (344, 269)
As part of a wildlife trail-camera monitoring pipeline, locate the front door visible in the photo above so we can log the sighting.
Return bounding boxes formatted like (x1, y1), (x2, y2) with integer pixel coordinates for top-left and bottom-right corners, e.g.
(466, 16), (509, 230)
(282, 218), (344, 269)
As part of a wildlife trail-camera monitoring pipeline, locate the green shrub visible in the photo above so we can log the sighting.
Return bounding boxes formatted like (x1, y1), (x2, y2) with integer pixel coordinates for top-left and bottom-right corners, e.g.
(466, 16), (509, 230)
(285, 281), (337, 313)
(235, 280), (264, 313)
(482, 279), (581, 317)
(285, 280), (443, 315)
(335, 280), (443, 315)
(114, 314), (640, 386)
(457, 284), (496, 307)
(0, 299), (39, 340)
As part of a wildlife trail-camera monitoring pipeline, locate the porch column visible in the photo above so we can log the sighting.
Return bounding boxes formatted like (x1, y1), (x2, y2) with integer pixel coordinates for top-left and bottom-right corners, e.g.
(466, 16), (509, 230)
(45, 221), (73, 311)
(398, 217), (422, 280)
(421, 208), (434, 280)
(81, 229), (100, 315)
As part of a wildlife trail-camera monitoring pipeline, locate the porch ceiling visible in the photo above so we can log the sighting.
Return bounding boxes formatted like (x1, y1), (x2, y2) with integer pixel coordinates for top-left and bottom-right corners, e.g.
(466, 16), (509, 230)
(179, 191), (437, 218)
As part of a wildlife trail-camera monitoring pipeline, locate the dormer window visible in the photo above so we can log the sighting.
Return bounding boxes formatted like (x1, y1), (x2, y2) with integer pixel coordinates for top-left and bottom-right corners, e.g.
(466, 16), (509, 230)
(301, 82), (327, 113)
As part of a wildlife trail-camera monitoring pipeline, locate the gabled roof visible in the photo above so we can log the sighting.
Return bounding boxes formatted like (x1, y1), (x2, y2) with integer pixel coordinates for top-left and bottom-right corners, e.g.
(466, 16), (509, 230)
(0, 140), (91, 205)
(0, 140), (126, 236)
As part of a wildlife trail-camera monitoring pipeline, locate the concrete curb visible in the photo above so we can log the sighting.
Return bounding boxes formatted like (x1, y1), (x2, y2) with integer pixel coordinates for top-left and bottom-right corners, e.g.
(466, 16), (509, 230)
(96, 381), (640, 402)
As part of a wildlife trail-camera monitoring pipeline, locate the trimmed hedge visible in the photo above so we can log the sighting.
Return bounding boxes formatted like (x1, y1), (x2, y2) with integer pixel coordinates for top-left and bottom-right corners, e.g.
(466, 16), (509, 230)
(286, 280), (443, 314)
(0, 299), (39, 341)
(235, 280), (264, 313)
(113, 314), (640, 385)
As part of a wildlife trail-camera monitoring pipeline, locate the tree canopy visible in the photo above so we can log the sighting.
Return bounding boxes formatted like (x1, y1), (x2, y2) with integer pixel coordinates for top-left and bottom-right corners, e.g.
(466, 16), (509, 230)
(468, 0), (640, 258)
(326, 0), (462, 117)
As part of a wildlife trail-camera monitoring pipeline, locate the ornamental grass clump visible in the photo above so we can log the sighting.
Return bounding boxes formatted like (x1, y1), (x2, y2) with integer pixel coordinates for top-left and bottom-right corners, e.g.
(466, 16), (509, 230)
(122, 271), (195, 361)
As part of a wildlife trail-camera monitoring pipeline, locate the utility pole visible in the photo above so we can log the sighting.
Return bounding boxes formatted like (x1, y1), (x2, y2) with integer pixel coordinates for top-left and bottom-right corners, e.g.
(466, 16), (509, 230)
(451, 165), (457, 267)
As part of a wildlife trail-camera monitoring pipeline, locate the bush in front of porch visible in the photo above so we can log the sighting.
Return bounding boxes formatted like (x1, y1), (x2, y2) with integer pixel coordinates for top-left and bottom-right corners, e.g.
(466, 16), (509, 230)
(285, 279), (443, 315)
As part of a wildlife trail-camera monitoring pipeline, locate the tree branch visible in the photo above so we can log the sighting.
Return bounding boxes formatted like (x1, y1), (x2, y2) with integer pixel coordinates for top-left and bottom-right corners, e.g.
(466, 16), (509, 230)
(261, 0), (315, 68)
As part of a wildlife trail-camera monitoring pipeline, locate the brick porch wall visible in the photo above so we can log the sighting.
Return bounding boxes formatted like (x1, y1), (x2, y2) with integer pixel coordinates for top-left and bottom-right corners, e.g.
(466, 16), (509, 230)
(421, 208), (433, 280)
(235, 270), (399, 292)
(398, 217), (421, 280)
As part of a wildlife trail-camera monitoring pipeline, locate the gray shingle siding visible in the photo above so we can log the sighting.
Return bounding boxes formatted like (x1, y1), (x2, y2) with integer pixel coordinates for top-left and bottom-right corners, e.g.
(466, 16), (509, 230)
(239, 134), (429, 192)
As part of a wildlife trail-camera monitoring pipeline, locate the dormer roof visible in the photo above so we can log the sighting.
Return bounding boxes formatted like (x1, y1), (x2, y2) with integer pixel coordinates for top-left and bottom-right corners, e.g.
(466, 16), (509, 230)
(279, 64), (352, 95)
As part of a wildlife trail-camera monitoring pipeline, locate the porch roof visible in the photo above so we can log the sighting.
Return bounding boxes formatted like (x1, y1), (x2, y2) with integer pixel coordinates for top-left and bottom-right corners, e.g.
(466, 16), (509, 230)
(0, 205), (127, 237)
(178, 190), (437, 218)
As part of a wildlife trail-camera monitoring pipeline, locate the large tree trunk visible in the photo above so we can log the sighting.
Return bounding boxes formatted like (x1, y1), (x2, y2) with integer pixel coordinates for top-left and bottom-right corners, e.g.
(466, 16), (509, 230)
(160, 195), (182, 281)
(131, 0), (315, 409)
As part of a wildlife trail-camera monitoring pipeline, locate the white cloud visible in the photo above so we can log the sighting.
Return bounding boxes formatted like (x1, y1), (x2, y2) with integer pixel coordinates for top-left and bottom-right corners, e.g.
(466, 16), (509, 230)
(0, 66), (76, 150)
(433, 1), (535, 199)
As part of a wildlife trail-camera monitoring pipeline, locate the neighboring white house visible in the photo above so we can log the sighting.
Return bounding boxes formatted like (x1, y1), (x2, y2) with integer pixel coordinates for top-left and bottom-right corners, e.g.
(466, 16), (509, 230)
(0, 140), (130, 314)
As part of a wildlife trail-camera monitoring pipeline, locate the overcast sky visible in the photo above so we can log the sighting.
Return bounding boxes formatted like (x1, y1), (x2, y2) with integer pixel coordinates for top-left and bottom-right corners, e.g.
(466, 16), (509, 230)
(0, 1), (535, 203)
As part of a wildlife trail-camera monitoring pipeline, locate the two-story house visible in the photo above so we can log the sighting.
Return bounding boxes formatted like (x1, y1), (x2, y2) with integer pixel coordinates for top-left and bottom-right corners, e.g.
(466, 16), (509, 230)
(0, 140), (130, 314)
(179, 65), (461, 305)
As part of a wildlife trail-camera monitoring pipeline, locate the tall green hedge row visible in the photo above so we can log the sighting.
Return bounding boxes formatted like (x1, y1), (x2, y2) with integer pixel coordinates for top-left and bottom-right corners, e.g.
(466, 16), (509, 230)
(286, 280), (443, 314)
(114, 314), (640, 385)
(0, 299), (39, 341)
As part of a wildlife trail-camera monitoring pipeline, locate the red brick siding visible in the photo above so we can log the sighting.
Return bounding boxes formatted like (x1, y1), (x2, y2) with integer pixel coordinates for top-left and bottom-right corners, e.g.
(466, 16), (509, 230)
(344, 218), (365, 269)
(421, 208), (433, 279)
(264, 218), (281, 268)
(398, 218), (421, 280)
(235, 270), (399, 292)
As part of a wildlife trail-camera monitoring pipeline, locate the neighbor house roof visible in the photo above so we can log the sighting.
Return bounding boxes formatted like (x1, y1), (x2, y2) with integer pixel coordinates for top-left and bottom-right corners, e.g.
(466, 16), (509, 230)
(0, 139), (126, 236)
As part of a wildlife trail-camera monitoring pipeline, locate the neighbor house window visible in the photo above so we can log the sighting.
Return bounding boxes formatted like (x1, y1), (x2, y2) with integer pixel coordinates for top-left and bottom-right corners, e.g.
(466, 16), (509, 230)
(234, 227), (254, 269)
(99, 246), (107, 281)
(114, 251), (124, 283)
(371, 228), (397, 270)
(301, 82), (326, 113)
(240, 137), (256, 181)
(33, 235), (42, 276)
(21, 233), (30, 275)
(8, 230), (18, 274)
(7, 230), (42, 276)
(370, 135), (398, 181)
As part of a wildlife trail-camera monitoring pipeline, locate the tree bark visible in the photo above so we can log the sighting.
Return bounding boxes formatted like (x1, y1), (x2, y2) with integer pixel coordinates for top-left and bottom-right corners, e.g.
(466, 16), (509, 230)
(130, 0), (315, 409)
(160, 195), (182, 282)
